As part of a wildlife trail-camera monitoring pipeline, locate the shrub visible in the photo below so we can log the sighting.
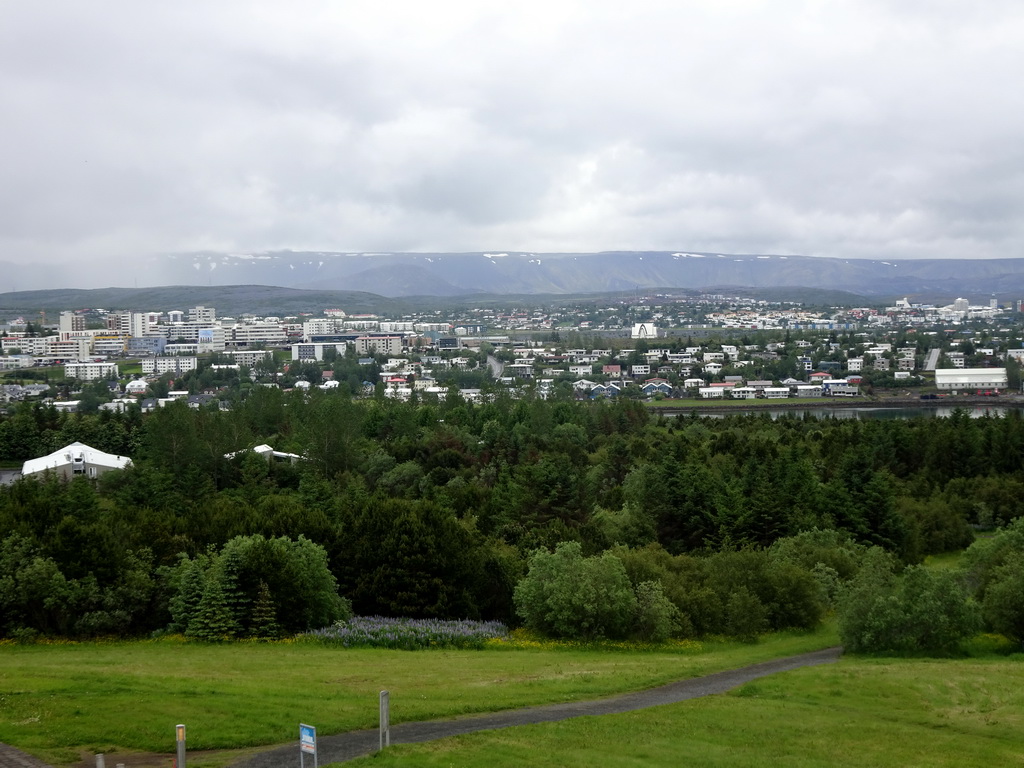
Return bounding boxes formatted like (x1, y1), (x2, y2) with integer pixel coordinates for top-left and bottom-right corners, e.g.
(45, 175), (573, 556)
(725, 587), (768, 642)
(632, 580), (679, 642)
(514, 542), (637, 640)
(169, 534), (350, 639)
(980, 554), (1024, 646)
(837, 548), (980, 654)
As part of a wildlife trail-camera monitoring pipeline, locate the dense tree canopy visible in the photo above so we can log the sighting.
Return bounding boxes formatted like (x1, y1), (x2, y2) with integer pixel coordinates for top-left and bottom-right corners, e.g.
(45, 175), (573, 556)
(2, 393), (1024, 640)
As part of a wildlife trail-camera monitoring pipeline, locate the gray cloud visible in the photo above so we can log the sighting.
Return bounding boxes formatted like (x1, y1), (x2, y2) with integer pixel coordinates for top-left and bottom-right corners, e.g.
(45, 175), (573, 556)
(1, 0), (1023, 284)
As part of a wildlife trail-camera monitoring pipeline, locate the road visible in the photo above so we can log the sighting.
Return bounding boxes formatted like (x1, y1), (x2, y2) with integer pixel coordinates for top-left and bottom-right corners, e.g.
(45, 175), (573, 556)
(230, 647), (842, 767)
(487, 354), (504, 379)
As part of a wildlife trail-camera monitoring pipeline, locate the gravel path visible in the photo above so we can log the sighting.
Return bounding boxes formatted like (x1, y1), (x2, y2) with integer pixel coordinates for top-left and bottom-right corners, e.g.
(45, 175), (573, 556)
(0, 743), (53, 768)
(230, 646), (842, 767)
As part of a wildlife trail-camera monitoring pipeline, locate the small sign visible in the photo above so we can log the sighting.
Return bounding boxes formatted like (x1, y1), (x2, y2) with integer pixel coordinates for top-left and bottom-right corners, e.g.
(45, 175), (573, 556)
(300, 723), (316, 754)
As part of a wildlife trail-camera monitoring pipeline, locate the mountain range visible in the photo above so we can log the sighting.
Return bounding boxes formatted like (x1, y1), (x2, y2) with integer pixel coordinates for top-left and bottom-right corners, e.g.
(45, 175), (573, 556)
(0, 250), (1020, 304)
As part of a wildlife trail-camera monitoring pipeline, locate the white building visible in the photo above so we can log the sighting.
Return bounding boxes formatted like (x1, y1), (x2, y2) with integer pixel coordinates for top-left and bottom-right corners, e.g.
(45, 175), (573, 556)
(22, 442), (132, 480)
(141, 357), (198, 375)
(228, 350), (273, 367)
(107, 311), (149, 338)
(632, 323), (659, 339)
(65, 361), (119, 380)
(230, 323), (287, 348)
(59, 311), (85, 340)
(934, 368), (1008, 392)
(355, 336), (403, 356)
(189, 306), (216, 324)
(698, 387), (725, 398)
(292, 343), (347, 362)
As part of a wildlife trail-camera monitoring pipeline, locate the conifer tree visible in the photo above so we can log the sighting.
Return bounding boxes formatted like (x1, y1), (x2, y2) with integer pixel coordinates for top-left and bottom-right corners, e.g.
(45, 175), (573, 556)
(187, 575), (238, 641)
(249, 580), (282, 639)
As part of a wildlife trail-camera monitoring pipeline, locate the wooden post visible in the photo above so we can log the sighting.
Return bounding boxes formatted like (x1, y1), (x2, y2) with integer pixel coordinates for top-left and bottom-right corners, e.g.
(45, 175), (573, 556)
(379, 690), (390, 750)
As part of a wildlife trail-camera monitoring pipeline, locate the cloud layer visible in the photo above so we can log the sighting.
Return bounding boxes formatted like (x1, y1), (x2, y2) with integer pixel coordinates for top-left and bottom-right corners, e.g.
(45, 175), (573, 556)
(2, 0), (1022, 276)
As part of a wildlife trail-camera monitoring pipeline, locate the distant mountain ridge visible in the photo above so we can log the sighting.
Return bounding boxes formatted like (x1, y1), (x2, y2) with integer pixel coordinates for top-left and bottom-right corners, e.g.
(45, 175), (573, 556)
(152, 251), (1020, 300)
(0, 250), (1019, 301)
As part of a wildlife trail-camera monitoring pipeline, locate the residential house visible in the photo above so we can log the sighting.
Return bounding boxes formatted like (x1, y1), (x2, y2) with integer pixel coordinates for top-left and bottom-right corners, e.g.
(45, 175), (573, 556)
(641, 379), (672, 396)
(730, 386), (758, 399)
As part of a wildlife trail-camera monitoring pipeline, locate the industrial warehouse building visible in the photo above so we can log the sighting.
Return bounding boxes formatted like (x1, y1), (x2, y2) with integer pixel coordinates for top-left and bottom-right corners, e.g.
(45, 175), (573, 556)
(933, 368), (1008, 392)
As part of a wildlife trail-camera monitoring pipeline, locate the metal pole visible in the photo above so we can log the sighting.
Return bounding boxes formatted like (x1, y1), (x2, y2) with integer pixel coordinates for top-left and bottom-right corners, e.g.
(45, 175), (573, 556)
(176, 724), (187, 768)
(95, 755), (105, 768)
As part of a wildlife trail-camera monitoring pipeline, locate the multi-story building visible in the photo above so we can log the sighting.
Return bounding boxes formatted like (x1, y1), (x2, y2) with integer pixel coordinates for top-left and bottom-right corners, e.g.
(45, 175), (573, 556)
(230, 322), (287, 348)
(141, 357), (198, 375)
(354, 336), (402, 356)
(189, 306), (216, 324)
(127, 336), (168, 356)
(47, 338), (92, 360)
(107, 311), (149, 338)
(165, 343), (200, 355)
(291, 343), (347, 362)
(197, 327), (227, 353)
(379, 321), (415, 333)
(228, 350), (273, 367)
(92, 335), (129, 357)
(65, 361), (119, 380)
(59, 311), (85, 341)
(2, 336), (54, 356)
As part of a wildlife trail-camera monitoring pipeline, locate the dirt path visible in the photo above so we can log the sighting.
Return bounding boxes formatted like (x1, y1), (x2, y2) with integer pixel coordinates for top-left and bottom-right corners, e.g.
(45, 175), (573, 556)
(0, 742), (53, 768)
(230, 646), (842, 767)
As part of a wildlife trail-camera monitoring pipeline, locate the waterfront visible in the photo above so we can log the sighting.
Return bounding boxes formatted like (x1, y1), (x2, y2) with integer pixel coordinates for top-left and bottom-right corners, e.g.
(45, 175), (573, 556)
(657, 396), (1024, 420)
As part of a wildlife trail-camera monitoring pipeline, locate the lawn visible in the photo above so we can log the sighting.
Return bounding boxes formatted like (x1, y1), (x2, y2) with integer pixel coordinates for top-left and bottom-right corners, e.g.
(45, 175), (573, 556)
(0, 628), (836, 766)
(343, 655), (1024, 768)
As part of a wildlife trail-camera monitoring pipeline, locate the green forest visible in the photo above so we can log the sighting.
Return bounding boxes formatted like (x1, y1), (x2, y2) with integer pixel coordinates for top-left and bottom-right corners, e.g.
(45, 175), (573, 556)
(1, 390), (1023, 650)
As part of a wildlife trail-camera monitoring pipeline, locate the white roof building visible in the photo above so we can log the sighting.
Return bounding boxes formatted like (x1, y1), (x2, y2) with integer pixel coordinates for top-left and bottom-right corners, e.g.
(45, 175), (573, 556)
(225, 444), (304, 464)
(934, 368), (1008, 391)
(22, 442), (132, 480)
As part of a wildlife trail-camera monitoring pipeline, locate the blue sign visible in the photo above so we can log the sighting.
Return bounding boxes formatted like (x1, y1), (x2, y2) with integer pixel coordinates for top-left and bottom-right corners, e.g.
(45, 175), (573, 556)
(300, 723), (316, 755)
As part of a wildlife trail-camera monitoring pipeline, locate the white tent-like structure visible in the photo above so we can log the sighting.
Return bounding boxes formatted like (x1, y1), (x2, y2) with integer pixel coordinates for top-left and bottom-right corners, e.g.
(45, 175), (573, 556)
(224, 444), (304, 464)
(22, 442), (132, 480)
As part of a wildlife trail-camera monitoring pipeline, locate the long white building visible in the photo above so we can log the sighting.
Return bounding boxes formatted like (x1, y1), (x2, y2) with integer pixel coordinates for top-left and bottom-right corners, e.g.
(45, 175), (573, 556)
(934, 368), (1008, 391)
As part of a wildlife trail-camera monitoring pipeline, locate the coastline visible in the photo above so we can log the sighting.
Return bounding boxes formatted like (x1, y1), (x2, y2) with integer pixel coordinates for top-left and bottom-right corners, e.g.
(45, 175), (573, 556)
(647, 393), (1024, 416)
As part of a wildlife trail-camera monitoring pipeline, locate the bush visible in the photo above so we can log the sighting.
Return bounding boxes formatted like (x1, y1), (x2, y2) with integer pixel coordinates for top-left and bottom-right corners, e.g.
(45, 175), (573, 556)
(725, 587), (768, 642)
(514, 542), (637, 640)
(961, 517), (1024, 600)
(169, 534), (351, 639)
(837, 548), (980, 654)
(980, 554), (1024, 646)
(632, 580), (679, 642)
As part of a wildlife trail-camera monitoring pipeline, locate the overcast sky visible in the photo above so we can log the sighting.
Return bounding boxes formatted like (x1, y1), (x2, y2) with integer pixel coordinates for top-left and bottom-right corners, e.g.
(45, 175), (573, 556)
(2, 0), (1023, 268)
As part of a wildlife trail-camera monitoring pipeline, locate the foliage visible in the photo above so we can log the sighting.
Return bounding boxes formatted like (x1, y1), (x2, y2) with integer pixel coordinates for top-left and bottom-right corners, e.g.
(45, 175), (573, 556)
(2, 391), (1024, 638)
(962, 519), (1024, 645)
(837, 548), (980, 654)
(303, 615), (509, 649)
(514, 542), (638, 640)
(169, 535), (350, 639)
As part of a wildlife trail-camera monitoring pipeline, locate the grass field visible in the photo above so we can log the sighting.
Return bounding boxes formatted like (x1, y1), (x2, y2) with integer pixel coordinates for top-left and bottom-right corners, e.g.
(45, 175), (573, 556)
(343, 654), (1024, 768)
(0, 628), (836, 767)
